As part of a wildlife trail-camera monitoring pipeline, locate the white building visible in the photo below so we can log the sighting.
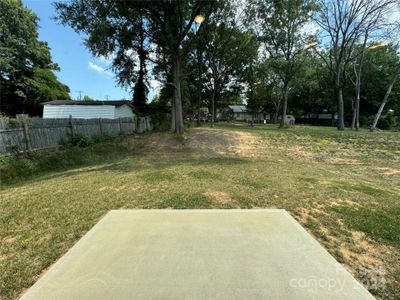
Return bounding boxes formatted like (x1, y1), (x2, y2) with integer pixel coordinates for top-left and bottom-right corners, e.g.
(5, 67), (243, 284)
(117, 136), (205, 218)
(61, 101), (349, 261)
(228, 105), (269, 122)
(42, 100), (135, 119)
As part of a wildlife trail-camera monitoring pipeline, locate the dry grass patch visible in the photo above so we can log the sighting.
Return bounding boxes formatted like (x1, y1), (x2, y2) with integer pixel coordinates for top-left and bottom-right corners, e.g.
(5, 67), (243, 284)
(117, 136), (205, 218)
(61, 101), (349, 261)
(1, 124), (399, 299)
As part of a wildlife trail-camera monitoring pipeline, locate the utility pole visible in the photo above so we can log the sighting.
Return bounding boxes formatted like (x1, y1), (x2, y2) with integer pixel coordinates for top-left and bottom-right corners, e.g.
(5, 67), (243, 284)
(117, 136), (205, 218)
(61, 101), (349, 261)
(75, 90), (84, 100)
(104, 94), (110, 100)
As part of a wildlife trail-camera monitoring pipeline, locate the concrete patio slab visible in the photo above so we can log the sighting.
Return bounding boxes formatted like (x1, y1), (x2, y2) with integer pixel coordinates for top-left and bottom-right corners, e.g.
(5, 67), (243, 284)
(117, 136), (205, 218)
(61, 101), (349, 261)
(21, 209), (374, 299)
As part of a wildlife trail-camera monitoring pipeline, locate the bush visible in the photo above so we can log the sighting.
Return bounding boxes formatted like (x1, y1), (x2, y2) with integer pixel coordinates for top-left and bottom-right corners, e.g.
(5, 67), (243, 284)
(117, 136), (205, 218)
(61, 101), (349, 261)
(150, 111), (171, 131)
(60, 133), (93, 148)
(378, 112), (397, 130)
(70, 133), (93, 147)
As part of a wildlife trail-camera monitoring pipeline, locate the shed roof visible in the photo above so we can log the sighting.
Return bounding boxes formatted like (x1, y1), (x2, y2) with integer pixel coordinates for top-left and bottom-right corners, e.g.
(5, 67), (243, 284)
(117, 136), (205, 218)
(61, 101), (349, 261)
(42, 100), (133, 108)
(228, 105), (247, 113)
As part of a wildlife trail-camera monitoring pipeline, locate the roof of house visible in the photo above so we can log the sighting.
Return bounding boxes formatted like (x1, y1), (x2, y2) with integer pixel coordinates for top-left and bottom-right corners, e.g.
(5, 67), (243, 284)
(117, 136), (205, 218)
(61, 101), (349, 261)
(42, 100), (133, 108)
(228, 105), (247, 113)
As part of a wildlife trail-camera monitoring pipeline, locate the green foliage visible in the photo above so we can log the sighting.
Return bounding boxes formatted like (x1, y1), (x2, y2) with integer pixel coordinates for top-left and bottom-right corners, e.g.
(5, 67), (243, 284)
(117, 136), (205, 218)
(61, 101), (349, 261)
(361, 45), (400, 118)
(61, 133), (116, 148)
(55, 0), (218, 133)
(83, 95), (93, 101)
(246, 0), (316, 84)
(290, 52), (333, 115)
(245, 0), (316, 126)
(70, 134), (93, 147)
(59, 133), (116, 148)
(377, 112), (398, 130)
(0, 0), (70, 116)
(22, 68), (70, 115)
(148, 92), (171, 131)
(0, 137), (129, 184)
(185, 11), (259, 117)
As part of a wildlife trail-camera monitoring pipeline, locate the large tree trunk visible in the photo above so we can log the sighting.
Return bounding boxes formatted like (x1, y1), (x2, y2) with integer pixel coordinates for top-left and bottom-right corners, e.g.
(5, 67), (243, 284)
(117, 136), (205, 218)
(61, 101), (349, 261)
(172, 53), (184, 134)
(210, 87), (216, 128)
(336, 85), (345, 130)
(334, 66), (345, 130)
(133, 17), (148, 114)
(351, 100), (356, 130)
(351, 92), (360, 130)
(171, 96), (176, 131)
(355, 93), (360, 130)
(371, 63), (400, 131)
(272, 99), (281, 124)
(352, 32), (367, 131)
(279, 85), (289, 128)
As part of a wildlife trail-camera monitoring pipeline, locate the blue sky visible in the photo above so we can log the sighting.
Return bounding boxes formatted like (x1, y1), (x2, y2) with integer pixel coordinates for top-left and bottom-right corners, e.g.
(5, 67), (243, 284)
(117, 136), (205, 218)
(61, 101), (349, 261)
(23, 0), (132, 101)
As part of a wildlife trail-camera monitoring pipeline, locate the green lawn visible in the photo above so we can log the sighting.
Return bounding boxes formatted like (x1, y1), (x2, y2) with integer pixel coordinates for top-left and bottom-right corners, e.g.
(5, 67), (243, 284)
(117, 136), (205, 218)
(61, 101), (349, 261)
(1, 124), (399, 299)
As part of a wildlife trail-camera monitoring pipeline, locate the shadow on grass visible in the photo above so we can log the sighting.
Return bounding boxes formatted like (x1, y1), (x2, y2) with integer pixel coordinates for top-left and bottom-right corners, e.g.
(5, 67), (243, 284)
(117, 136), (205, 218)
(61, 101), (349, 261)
(1, 151), (249, 190)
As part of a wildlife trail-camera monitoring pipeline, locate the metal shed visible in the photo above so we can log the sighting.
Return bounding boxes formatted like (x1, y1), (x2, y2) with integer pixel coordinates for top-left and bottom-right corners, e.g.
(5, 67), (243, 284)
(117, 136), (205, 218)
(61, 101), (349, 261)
(42, 100), (135, 119)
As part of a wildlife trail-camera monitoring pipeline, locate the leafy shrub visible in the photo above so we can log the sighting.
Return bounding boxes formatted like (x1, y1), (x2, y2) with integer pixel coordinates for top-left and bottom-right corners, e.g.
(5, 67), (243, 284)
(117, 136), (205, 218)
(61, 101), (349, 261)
(150, 111), (170, 131)
(378, 113), (397, 130)
(70, 133), (92, 147)
(60, 133), (93, 148)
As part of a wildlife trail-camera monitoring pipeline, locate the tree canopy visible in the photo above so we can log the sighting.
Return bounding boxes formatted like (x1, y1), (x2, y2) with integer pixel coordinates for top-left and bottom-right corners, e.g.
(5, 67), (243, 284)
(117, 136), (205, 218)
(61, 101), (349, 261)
(56, 0), (217, 133)
(3, 0), (398, 130)
(0, 0), (70, 117)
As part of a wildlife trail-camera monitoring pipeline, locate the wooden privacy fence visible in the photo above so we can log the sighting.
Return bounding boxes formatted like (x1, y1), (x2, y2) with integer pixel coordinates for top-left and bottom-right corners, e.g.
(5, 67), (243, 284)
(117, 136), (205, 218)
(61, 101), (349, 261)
(0, 116), (152, 154)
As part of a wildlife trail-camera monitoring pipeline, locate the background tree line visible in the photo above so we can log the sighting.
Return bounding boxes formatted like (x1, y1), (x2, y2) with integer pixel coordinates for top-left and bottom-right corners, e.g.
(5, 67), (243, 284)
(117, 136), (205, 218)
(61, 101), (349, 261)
(1, 0), (399, 132)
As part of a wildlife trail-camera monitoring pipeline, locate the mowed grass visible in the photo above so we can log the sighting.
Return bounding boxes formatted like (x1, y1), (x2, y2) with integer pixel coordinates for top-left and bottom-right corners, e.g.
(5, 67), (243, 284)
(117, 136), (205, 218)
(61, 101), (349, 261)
(1, 124), (400, 299)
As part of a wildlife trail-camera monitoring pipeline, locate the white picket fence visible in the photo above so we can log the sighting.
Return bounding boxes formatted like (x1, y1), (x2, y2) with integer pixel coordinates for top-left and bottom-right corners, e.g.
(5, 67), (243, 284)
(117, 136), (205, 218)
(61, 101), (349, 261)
(0, 116), (152, 154)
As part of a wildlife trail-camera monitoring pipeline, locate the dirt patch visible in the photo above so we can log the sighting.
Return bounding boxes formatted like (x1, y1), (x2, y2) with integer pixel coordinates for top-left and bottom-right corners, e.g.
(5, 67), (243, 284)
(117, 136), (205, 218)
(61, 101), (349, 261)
(296, 207), (320, 224)
(296, 206), (391, 296)
(350, 231), (392, 265)
(286, 145), (314, 160)
(338, 230), (394, 297)
(2, 236), (17, 245)
(375, 167), (400, 175)
(127, 132), (185, 153)
(329, 198), (361, 207)
(186, 128), (261, 157)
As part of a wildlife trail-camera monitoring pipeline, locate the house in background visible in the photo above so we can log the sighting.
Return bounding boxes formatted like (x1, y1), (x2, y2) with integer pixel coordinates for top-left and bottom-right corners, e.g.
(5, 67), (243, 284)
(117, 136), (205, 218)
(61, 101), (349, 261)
(228, 105), (247, 121)
(228, 105), (269, 122)
(42, 100), (135, 119)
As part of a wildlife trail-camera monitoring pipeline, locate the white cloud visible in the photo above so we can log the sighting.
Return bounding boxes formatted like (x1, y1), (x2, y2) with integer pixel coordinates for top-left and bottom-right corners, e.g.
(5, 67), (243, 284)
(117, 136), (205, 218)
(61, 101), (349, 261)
(149, 79), (162, 93)
(88, 62), (113, 77)
(124, 49), (136, 59)
(301, 21), (319, 36)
